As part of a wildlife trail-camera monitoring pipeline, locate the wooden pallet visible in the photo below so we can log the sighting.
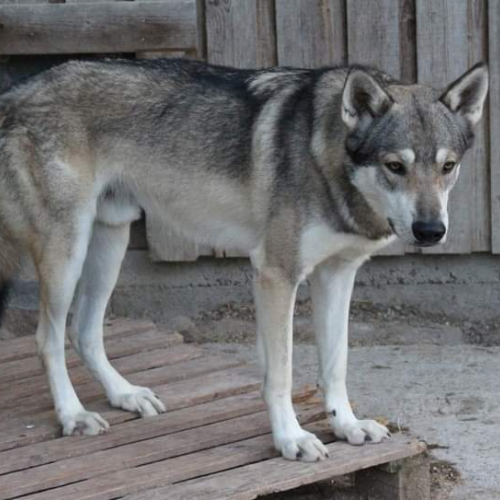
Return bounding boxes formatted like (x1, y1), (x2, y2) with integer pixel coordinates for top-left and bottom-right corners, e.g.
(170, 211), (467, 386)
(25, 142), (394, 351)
(0, 318), (429, 500)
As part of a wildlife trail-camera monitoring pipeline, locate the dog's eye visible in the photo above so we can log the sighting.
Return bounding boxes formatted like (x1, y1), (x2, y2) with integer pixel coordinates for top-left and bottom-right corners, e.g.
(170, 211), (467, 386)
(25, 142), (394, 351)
(384, 161), (405, 175)
(443, 161), (457, 174)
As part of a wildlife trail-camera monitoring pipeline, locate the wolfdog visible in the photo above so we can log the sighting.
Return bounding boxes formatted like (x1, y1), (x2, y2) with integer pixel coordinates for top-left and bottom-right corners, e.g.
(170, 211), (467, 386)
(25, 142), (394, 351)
(0, 58), (488, 461)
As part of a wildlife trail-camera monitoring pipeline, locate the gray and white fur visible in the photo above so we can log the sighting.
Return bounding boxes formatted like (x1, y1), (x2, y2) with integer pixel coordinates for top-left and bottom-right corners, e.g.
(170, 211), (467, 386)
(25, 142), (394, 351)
(0, 58), (488, 460)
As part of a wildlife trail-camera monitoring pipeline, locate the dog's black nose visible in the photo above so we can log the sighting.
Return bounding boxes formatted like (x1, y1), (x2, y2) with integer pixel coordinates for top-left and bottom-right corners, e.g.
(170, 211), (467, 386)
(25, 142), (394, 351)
(412, 221), (446, 245)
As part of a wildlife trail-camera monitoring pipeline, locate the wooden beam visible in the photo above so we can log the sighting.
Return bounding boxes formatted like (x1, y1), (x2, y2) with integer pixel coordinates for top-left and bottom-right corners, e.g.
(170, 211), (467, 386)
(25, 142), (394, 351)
(276, 0), (346, 67)
(489, 0), (500, 252)
(0, 1), (197, 55)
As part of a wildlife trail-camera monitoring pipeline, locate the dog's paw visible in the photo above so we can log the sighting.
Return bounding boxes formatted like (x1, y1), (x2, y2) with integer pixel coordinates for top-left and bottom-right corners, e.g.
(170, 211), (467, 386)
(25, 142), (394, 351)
(331, 417), (391, 445)
(110, 386), (166, 417)
(61, 410), (110, 436)
(275, 429), (329, 462)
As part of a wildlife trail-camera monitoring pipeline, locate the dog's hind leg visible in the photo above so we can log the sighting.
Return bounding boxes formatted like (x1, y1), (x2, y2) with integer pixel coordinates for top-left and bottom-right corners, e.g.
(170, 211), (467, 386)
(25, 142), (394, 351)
(35, 210), (110, 436)
(253, 266), (329, 462)
(70, 221), (165, 417)
(310, 257), (391, 445)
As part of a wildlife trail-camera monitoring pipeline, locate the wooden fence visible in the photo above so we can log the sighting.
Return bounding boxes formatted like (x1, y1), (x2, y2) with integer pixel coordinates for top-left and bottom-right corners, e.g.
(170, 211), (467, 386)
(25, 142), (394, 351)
(0, 0), (497, 259)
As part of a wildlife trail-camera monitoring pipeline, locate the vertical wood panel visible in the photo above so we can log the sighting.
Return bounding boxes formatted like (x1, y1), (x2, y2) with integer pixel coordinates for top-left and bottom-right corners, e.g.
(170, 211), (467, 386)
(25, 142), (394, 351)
(399, 0), (417, 84)
(347, 0), (401, 77)
(468, 0), (490, 252)
(139, 0), (210, 262)
(206, 0), (276, 68)
(204, 0), (276, 257)
(417, 0), (487, 254)
(489, 1), (500, 252)
(276, 0), (346, 67)
(347, 0), (404, 255)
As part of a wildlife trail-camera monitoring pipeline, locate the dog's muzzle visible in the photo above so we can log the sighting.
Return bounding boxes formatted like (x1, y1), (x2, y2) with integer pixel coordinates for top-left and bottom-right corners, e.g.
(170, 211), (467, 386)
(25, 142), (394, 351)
(411, 221), (446, 246)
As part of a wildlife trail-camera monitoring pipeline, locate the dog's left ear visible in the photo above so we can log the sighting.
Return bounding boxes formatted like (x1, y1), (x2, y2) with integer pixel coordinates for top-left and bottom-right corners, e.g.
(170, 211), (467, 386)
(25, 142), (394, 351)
(439, 62), (489, 127)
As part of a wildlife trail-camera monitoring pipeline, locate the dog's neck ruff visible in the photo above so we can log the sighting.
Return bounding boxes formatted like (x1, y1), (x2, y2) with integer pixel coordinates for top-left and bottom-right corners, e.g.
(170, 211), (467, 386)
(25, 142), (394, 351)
(337, 164), (395, 242)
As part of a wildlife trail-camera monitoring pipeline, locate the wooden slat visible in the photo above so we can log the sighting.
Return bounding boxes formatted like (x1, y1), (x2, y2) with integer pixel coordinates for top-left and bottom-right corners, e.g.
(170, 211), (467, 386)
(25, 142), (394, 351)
(0, 389), (316, 477)
(0, 389), (309, 476)
(416, 0), (472, 254)
(347, 0), (405, 256)
(399, 0), (417, 84)
(0, 317), (156, 364)
(136, 435), (425, 500)
(10, 401), (323, 500)
(0, 1), (197, 55)
(0, 344), (202, 409)
(0, 365), (260, 451)
(0, 349), (232, 416)
(468, 0), (490, 252)
(0, 328), (182, 385)
(206, 0), (276, 68)
(347, 0), (401, 76)
(489, 0), (500, 252)
(275, 0), (346, 67)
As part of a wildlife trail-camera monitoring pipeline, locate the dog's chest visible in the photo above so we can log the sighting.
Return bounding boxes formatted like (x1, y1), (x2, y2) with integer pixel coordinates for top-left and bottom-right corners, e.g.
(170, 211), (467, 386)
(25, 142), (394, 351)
(299, 223), (394, 275)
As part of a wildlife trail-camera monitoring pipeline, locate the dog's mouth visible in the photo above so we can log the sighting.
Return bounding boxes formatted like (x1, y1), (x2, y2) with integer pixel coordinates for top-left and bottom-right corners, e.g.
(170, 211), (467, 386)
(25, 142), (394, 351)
(388, 218), (446, 247)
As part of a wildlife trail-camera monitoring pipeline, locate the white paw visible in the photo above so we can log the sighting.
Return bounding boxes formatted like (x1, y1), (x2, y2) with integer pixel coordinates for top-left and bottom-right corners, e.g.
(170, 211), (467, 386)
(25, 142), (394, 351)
(331, 417), (391, 445)
(110, 386), (166, 417)
(275, 429), (329, 462)
(61, 410), (110, 436)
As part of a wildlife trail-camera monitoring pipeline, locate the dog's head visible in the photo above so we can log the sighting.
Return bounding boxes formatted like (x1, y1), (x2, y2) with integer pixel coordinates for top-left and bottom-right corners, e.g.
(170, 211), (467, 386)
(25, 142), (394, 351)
(342, 63), (488, 246)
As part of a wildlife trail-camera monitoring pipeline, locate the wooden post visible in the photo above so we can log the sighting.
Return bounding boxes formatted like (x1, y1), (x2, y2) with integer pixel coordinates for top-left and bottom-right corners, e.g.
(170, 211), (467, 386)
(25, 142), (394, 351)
(354, 454), (430, 500)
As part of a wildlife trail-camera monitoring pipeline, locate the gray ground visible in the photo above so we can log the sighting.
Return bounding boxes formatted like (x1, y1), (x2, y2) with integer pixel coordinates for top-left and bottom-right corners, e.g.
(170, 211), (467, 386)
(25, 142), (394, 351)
(1, 300), (499, 500)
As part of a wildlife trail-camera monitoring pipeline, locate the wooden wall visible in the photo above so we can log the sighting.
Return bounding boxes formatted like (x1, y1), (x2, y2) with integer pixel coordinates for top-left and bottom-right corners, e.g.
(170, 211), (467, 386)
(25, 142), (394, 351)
(0, 0), (496, 258)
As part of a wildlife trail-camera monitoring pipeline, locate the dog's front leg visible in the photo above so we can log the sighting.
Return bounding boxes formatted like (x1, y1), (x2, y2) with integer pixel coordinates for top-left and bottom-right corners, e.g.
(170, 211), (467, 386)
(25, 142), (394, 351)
(253, 267), (329, 462)
(310, 257), (391, 445)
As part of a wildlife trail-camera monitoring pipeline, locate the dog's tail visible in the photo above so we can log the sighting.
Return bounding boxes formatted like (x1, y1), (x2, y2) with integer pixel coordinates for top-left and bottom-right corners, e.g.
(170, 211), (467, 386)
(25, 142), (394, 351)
(0, 232), (21, 326)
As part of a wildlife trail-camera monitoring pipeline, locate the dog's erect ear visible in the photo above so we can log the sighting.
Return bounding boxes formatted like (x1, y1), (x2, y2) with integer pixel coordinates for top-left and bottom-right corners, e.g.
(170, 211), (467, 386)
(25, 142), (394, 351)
(341, 70), (393, 130)
(440, 62), (489, 127)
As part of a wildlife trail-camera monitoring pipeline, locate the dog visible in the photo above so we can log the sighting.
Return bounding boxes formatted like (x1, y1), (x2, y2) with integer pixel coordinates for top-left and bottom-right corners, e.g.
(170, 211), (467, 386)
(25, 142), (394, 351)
(0, 58), (488, 461)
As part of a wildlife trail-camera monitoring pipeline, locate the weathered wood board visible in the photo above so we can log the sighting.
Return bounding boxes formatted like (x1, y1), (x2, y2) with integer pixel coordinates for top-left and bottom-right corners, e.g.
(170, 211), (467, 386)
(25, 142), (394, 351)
(0, 317), (427, 500)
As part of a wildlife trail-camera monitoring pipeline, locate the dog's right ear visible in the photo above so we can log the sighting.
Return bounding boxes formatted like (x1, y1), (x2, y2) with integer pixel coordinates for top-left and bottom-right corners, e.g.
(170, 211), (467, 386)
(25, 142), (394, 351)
(341, 70), (393, 131)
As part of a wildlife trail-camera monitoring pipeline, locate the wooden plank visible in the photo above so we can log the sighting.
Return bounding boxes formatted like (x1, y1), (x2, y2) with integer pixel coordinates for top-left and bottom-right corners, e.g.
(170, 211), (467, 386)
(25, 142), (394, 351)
(467, 0), (490, 252)
(0, 346), (218, 414)
(8, 402), (323, 500)
(206, 0), (276, 68)
(399, 0), (417, 84)
(0, 329), (182, 385)
(416, 0), (472, 253)
(127, 435), (425, 500)
(347, 0), (401, 76)
(489, 0), (500, 252)
(0, 354), (245, 417)
(0, 365), (261, 451)
(0, 390), (311, 476)
(0, 317), (159, 363)
(275, 0), (346, 67)
(347, 0), (404, 256)
(0, 344), (201, 408)
(0, 317), (156, 364)
(0, 1), (197, 56)
(18, 433), (283, 500)
(0, 1), (48, 4)
(0, 389), (318, 477)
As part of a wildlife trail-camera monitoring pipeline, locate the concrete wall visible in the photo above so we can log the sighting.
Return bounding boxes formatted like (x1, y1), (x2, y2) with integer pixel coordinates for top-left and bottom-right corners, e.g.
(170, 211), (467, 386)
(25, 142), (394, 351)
(11, 252), (500, 325)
